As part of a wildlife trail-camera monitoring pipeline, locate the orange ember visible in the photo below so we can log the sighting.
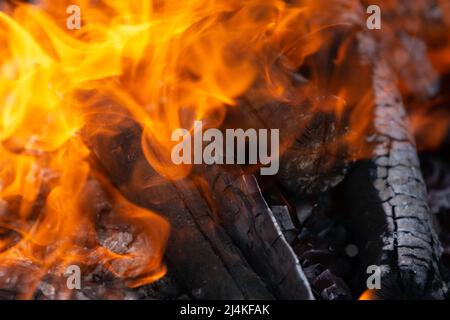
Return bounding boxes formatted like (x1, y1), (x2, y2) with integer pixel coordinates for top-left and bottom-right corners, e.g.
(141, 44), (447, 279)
(358, 289), (381, 300)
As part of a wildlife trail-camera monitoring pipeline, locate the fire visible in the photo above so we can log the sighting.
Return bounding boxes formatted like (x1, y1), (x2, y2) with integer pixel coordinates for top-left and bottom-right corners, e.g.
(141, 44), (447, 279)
(358, 289), (381, 300)
(1, 0), (446, 299)
(0, 1), (172, 298)
(0, 0), (367, 298)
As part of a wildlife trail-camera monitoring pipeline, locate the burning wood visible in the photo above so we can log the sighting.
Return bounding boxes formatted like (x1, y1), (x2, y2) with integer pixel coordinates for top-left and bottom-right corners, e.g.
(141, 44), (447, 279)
(0, 0), (449, 301)
(344, 34), (445, 299)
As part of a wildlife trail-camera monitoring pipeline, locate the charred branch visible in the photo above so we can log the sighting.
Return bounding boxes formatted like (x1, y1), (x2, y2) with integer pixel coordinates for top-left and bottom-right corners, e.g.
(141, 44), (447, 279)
(343, 33), (446, 299)
(88, 119), (314, 299)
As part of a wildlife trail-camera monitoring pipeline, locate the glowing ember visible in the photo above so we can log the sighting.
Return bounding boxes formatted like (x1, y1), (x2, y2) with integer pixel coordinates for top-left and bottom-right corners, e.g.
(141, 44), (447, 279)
(358, 289), (381, 300)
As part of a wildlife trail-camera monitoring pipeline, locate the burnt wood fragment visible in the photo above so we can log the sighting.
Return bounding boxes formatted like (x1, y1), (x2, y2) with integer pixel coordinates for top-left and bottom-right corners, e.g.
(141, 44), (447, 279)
(197, 165), (314, 299)
(87, 120), (271, 299)
(87, 117), (313, 299)
(343, 33), (446, 299)
(223, 69), (351, 195)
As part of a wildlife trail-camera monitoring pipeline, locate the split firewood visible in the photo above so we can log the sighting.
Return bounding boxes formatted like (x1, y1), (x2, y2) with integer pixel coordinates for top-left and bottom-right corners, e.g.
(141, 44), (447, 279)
(271, 205), (298, 244)
(86, 99), (316, 299)
(87, 116), (297, 299)
(195, 164), (314, 299)
(168, 174), (276, 300)
(82, 20), (365, 300)
(342, 32), (446, 299)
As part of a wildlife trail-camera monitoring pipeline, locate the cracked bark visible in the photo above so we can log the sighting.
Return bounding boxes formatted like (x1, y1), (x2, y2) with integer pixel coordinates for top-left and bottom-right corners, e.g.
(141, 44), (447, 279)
(343, 33), (446, 299)
(89, 124), (271, 299)
(196, 164), (314, 299)
(87, 117), (313, 299)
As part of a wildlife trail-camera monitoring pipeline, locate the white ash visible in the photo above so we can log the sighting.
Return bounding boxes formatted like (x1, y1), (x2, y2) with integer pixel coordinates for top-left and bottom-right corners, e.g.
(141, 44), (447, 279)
(101, 231), (133, 254)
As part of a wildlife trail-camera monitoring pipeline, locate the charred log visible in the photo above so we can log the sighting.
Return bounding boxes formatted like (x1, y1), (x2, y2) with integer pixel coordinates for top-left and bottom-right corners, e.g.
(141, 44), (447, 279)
(87, 117), (314, 299)
(223, 66), (352, 195)
(343, 33), (446, 299)
(196, 164), (314, 299)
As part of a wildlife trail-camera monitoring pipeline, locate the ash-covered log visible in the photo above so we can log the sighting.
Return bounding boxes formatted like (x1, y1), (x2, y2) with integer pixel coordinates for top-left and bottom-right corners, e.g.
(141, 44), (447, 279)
(343, 32), (446, 299)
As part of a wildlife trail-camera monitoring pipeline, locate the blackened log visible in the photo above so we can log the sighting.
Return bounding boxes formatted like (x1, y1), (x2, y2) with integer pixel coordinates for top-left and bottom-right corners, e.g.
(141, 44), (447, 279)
(224, 69), (351, 195)
(197, 165), (314, 299)
(277, 110), (350, 195)
(169, 175), (275, 299)
(87, 109), (315, 299)
(87, 118), (277, 299)
(343, 33), (446, 299)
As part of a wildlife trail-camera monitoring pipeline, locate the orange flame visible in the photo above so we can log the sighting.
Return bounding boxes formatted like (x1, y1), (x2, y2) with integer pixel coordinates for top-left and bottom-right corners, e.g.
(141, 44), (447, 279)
(358, 289), (381, 300)
(0, 0), (373, 298)
(0, 0), (369, 297)
(0, 1), (172, 298)
(3, 0), (447, 299)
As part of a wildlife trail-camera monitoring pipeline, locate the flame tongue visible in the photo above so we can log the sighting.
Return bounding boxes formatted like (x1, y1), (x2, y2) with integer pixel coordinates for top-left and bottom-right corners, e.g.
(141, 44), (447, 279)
(0, 2), (172, 298)
(1, 0), (447, 299)
(0, 0), (355, 297)
(0, 0), (369, 297)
